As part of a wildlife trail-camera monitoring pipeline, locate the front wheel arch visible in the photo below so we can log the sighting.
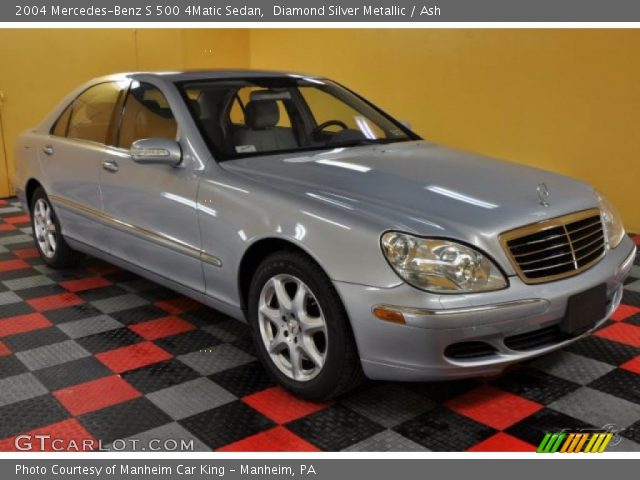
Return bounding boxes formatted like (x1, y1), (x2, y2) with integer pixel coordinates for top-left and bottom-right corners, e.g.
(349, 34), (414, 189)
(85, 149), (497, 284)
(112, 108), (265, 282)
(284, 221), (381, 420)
(238, 237), (327, 312)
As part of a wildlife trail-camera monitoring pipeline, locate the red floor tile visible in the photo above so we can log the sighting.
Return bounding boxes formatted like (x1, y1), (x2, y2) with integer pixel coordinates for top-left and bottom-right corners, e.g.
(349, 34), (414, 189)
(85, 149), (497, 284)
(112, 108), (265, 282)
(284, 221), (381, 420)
(216, 426), (320, 452)
(446, 385), (543, 430)
(0, 312), (51, 337)
(96, 341), (172, 374)
(596, 323), (640, 348)
(0, 340), (10, 356)
(129, 316), (196, 341)
(0, 259), (30, 272)
(621, 356), (640, 375)
(12, 247), (39, 259)
(155, 297), (203, 315)
(468, 432), (537, 452)
(26, 292), (84, 312)
(4, 215), (30, 224)
(0, 223), (17, 232)
(54, 375), (141, 416)
(611, 304), (640, 322)
(242, 386), (330, 424)
(0, 419), (96, 452)
(60, 277), (112, 293)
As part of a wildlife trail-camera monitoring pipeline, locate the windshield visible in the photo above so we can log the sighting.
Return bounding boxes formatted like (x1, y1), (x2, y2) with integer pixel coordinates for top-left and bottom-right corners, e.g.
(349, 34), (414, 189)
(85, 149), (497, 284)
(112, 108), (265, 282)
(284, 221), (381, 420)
(177, 77), (418, 161)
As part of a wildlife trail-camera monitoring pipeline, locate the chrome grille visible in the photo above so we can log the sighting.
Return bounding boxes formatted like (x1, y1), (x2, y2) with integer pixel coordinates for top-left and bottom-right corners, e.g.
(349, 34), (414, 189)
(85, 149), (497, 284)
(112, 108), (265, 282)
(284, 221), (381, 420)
(500, 209), (606, 284)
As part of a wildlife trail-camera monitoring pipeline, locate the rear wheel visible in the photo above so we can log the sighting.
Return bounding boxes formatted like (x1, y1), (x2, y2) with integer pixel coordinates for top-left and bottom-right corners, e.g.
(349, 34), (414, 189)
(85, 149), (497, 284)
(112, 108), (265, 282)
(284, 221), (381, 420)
(248, 251), (364, 400)
(30, 187), (82, 268)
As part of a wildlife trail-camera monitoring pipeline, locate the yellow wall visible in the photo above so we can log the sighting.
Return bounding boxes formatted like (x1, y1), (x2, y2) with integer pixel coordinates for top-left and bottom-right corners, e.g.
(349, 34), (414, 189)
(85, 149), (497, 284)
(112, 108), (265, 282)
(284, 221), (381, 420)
(0, 29), (638, 232)
(0, 29), (249, 196)
(250, 29), (640, 232)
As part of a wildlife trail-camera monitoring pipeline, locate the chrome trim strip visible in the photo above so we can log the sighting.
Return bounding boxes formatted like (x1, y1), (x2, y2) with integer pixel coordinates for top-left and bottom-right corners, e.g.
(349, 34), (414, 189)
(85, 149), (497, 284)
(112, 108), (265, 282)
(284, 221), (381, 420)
(373, 298), (547, 317)
(50, 195), (222, 267)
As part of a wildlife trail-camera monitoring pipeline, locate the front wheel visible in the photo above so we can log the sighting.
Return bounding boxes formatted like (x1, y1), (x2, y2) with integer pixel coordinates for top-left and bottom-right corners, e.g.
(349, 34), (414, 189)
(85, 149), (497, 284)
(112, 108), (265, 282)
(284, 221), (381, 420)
(248, 251), (364, 400)
(30, 187), (82, 269)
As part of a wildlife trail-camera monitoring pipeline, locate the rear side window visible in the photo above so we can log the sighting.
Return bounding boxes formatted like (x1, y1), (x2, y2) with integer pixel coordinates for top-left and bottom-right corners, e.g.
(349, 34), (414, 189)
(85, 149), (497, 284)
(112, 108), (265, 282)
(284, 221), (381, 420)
(118, 82), (177, 149)
(66, 82), (123, 144)
(51, 104), (72, 137)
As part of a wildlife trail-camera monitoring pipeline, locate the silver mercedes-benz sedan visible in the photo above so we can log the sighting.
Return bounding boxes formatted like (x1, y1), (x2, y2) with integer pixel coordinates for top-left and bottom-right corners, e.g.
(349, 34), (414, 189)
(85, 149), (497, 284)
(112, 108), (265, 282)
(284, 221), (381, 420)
(13, 70), (636, 399)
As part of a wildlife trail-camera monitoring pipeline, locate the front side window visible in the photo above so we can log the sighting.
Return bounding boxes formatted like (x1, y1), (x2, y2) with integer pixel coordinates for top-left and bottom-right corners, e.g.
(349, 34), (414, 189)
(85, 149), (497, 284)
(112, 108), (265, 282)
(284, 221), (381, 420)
(118, 82), (177, 149)
(179, 77), (416, 160)
(66, 82), (123, 144)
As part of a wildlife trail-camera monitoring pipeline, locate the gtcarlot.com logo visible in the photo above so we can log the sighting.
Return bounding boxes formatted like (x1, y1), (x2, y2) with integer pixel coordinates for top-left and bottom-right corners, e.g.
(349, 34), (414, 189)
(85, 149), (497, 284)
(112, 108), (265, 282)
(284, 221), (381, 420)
(14, 435), (195, 451)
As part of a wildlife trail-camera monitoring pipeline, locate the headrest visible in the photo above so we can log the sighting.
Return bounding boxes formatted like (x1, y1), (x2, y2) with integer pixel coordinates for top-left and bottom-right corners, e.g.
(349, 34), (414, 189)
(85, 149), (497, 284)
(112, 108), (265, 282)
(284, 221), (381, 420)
(245, 100), (279, 129)
(188, 99), (201, 118)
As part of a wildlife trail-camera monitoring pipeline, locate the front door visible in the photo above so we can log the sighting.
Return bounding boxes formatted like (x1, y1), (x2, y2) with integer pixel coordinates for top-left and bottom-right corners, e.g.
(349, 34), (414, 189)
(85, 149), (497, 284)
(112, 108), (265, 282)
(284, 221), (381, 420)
(99, 81), (204, 293)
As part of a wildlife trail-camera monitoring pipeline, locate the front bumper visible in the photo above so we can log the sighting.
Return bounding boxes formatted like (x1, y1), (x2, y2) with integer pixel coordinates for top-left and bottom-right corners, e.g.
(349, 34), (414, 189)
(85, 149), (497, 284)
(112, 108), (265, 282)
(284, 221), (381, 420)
(335, 236), (636, 382)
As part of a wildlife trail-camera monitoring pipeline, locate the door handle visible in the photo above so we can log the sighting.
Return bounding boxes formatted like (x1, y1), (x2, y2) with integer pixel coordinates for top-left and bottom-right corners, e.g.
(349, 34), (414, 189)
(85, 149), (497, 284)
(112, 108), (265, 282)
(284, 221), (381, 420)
(42, 145), (54, 156)
(102, 159), (119, 173)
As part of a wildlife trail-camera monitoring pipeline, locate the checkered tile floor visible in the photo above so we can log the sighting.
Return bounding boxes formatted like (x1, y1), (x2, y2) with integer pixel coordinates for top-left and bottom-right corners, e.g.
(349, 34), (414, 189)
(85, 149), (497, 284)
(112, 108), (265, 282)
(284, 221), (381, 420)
(1, 197), (640, 452)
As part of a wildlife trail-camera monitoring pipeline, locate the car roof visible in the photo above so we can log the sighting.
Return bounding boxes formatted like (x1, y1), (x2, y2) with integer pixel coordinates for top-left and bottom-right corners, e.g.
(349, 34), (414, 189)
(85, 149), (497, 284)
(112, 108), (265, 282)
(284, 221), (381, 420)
(100, 69), (324, 83)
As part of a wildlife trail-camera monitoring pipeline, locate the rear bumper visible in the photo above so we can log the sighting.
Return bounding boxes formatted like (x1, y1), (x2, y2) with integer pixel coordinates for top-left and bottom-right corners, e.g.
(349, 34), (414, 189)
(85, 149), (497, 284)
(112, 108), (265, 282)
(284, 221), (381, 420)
(335, 237), (636, 382)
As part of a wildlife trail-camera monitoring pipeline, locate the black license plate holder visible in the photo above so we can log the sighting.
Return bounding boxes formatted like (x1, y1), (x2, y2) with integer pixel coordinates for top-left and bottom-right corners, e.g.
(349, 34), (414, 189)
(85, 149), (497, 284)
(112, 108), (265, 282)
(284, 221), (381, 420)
(560, 283), (608, 336)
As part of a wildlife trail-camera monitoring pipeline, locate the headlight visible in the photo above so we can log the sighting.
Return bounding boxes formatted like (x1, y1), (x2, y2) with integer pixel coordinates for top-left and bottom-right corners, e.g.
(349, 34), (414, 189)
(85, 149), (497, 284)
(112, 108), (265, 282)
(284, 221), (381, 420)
(596, 192), (625, 249)
(381, 232), (507, 293)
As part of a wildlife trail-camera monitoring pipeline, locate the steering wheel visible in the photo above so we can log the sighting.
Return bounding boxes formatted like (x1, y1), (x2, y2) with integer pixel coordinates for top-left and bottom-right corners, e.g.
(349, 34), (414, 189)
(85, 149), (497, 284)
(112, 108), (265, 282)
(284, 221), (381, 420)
(311, 120), (349, 139)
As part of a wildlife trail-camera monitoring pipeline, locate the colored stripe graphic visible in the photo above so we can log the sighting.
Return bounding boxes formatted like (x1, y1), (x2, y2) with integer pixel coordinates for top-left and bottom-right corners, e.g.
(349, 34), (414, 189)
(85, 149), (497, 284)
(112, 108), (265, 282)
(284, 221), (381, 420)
(538, 432), (614, 453)
(537, 433), (566, 453)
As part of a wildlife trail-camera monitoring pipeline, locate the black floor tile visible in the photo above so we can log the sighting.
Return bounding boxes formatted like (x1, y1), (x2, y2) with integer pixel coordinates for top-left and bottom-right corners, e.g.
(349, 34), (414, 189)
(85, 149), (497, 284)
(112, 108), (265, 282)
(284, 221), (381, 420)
(33, 357), (112, 391)
(43, 304), (103, 324)
(79, 398), (171, 444)
(394, 405), (495, 451)
(0, 355), (28, 380)
(77, 285), (128, 302)
(179, 401), (274, 450)
(491, 368), (581, 405)
(564, 335), (640, 366)
(109, 305), (168, 326)
(287, 405), (385, 451)
(0, 395), (69, 438)
(122, 359), (201, 394)
(209, 361), (276, 398)
(76, 328), (144, 354)
(588, 368), (640, 405)
(155, 330), (222, 356)
(506, 408), (595, 446)
(3, 326), (69, 352)
(16, 284), (67, 301)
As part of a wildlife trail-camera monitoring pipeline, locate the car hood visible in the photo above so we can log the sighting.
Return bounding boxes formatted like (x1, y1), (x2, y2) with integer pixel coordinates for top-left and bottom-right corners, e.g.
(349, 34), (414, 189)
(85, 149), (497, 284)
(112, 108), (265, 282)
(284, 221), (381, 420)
(221, 141), (599, 238)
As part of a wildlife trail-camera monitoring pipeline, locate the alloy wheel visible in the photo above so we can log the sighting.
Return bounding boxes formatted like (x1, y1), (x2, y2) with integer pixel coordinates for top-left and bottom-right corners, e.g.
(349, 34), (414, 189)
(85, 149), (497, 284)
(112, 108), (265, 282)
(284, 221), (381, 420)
(257, 274), (328, 381)
(33, 198), (57, 258)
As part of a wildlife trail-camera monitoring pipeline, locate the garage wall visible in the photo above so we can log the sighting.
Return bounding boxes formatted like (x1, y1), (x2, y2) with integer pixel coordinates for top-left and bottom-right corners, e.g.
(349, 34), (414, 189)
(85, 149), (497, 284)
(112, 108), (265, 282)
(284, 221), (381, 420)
(249, 29), (640, 233)
(1, 29), (638, 232)
(0, 29), (249, 197)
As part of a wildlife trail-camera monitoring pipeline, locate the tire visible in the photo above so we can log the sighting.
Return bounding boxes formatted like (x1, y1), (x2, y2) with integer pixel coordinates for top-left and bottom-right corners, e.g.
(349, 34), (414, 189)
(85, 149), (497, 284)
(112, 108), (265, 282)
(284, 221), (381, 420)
(248, 250), (364, 400)
(30, 187), (82, 269)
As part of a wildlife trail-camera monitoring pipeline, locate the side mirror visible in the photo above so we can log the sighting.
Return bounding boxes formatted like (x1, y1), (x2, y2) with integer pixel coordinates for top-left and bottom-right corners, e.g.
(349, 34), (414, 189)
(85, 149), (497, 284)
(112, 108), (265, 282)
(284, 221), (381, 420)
(130, 138), (182, 166)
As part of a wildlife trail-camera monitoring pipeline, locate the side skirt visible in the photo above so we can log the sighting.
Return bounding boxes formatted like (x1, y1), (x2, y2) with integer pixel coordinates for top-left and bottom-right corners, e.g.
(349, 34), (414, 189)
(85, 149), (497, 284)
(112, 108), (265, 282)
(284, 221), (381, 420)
(65, 236), (247, 323)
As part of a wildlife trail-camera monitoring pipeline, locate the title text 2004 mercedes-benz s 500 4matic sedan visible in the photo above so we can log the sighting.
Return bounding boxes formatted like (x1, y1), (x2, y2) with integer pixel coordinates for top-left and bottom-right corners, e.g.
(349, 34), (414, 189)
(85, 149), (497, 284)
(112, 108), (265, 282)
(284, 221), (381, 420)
(13, 71), (636, 400)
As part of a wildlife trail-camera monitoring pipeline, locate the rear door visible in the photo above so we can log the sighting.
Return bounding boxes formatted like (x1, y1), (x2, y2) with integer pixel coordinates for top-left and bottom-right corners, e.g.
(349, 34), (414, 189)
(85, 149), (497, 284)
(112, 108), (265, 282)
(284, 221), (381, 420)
(99, 81), (205, 293)
(41, 81), (126, 250)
